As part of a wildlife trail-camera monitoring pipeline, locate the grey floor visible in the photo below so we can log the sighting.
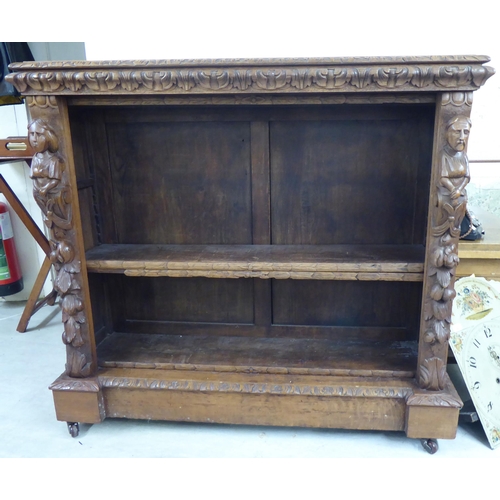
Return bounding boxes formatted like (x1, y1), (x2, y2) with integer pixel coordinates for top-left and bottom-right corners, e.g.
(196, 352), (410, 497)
(0, 298), (497, 459)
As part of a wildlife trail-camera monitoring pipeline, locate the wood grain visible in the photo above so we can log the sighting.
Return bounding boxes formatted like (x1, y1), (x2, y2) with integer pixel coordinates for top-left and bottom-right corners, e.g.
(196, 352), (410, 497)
(85, 243), (425, 280)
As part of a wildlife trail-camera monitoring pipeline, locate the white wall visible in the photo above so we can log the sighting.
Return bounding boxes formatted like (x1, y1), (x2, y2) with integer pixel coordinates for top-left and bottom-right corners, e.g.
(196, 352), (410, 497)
(28, 42), (86, 62)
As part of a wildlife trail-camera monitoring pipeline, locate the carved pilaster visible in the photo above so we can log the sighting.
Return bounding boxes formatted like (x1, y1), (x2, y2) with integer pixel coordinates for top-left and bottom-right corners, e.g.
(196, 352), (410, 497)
(27, 96), (96, 378)
(417, 92), (473, 391)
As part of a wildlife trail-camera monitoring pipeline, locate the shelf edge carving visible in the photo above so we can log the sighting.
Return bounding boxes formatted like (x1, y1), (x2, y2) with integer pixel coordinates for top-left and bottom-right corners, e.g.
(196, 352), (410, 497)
(99, 375), (412, 399)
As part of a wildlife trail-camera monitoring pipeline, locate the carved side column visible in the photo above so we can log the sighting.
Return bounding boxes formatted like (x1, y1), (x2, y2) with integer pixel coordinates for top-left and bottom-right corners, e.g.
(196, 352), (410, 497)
(416, 91), (474, 392)
(27, 95), (97, 379)
(406, 92), (471, 438)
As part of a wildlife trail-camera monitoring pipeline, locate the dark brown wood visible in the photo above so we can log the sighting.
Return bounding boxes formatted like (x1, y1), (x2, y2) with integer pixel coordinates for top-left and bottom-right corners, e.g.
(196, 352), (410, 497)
(272, 280), (422, 335)
(6, 56), (495, 442)
(270, 115), (433, 245)
(114, 275), (254, 324)
(106, 118), (253, 245)
(114, 321), (413, 341)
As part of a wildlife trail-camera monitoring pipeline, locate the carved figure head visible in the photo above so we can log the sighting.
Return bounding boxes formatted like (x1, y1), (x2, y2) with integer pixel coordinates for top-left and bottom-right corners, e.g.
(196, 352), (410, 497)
(445, 115), (471, 152)
(28, 119), (59, 154)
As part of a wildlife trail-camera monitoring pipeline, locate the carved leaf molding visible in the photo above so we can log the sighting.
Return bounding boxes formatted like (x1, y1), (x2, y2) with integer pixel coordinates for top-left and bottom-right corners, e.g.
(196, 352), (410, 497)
(419, 357), (448, 390)
(66, 350), (93, 378)
(406, 390), (462, 408)
(407, 372), (462, 408)
(99, 376), (412, 399)
(7, 64), (495, 95)
(49, 377), (100, 392)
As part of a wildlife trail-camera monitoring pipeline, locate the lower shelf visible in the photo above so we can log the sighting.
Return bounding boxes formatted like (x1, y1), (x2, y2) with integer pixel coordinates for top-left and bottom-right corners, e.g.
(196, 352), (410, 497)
(96, 333), (418, 378)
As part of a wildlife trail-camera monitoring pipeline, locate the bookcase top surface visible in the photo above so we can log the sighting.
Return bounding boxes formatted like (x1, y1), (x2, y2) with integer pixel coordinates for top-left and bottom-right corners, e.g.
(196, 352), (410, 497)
(7, 55), (495, 96)
(8, 54), (493, 69)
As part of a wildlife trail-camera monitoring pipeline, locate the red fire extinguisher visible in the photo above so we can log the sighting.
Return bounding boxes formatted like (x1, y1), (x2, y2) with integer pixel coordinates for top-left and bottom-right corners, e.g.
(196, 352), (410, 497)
(0, 201), (23, 296)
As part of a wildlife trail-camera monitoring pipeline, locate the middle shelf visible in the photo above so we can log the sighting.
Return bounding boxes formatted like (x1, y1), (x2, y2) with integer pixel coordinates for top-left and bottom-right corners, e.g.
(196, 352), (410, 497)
(85, 244), (426, 281)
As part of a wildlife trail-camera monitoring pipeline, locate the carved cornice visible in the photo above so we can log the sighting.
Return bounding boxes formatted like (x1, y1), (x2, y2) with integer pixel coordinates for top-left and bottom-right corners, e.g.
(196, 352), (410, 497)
(6, 56), (495, 96)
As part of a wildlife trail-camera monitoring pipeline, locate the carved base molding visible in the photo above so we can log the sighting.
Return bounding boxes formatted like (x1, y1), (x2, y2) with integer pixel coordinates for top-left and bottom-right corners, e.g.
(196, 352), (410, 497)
(49, 368), (461, 438)
(50, 374), (104, 424)
(98, 371), (413, 399)
(49, 374), (100, 392)
(406, 373), (463, 408)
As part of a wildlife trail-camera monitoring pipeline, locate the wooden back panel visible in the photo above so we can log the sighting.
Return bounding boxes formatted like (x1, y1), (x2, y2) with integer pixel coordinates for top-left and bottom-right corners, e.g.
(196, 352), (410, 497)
(271, 115), (433, 245)
(107, 119), (252, 244)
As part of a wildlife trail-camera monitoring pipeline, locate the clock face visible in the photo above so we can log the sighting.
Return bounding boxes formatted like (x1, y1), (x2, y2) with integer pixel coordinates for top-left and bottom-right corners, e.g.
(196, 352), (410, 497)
(462, 321), (500, 432)
(451, 277), (500, 450)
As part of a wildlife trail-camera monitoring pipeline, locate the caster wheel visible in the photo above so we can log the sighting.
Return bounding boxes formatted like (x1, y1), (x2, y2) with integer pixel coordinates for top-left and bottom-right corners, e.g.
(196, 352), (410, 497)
(67, 422), (80, 438)
(421, 438), (438, 454)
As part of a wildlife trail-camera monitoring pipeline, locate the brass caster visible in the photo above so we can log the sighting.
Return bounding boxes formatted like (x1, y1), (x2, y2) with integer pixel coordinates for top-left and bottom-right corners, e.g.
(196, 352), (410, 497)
(67, 422), (80, 438)
(421, 438), (438, 454)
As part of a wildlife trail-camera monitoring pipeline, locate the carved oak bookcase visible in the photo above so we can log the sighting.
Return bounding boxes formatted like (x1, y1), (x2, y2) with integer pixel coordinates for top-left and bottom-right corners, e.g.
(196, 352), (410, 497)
(7, 56), (495, 447)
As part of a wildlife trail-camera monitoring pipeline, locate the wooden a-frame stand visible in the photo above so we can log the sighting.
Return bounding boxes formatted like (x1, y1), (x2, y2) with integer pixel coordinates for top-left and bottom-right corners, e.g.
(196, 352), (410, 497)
(0, 136), (57, 332)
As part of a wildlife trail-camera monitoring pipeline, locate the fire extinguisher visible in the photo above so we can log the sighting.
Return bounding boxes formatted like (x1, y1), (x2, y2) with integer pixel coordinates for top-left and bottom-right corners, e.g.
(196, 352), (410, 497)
(0, 201), (23, 296)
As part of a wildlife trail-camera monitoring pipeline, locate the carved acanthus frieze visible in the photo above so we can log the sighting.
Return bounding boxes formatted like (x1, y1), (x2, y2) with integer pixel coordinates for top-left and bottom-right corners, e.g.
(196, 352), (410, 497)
(99, 375), (412, 399)
(407, 373), (462, 408)
(406, 388), (462, 408)
(49, 376), (100, 392)
(28, 118), (93, 378)
(7, 60), (494, 96)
